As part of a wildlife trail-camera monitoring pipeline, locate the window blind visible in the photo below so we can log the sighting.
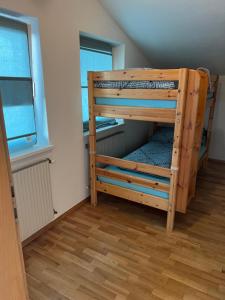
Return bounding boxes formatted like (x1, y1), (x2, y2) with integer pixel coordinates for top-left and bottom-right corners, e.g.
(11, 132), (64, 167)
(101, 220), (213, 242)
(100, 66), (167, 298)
(0, 17), (36, 151)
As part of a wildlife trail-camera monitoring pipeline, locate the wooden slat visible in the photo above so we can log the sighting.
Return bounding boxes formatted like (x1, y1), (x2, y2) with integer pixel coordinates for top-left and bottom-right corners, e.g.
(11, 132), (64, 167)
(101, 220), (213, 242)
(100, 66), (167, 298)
(93, 69), (179, 81)
(96, 181), (168, 211)
(96, 167), (170, 192)
(94, 88), (178, 100)
(96, 155), (171, 178)
(94, 105), (176, 123)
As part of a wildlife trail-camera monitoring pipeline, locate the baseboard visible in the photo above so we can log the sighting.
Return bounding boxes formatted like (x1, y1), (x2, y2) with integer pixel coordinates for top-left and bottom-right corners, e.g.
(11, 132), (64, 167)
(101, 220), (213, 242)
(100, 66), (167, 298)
(208, 158), (225, 164)
(22, 197), (89, 247)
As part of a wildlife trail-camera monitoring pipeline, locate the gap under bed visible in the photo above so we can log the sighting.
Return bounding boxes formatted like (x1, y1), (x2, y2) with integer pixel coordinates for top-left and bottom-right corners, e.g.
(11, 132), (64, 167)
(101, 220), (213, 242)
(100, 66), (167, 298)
(97, 127), (207, 201)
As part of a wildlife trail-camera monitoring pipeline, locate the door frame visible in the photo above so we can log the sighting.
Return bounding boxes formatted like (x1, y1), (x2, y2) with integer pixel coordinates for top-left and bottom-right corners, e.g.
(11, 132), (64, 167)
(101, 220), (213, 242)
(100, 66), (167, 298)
(0, 98), (28, 299)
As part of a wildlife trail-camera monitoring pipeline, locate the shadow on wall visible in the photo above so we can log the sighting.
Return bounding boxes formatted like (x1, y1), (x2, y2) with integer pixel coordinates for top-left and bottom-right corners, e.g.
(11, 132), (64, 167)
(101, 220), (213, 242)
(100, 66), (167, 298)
(209, 128), (225, 160)
(209, 76), (225, 161)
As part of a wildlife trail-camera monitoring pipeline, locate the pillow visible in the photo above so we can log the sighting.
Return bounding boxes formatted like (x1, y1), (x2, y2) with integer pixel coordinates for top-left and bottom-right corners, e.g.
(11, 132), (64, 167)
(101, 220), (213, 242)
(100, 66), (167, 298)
(150, 126), (174, 144)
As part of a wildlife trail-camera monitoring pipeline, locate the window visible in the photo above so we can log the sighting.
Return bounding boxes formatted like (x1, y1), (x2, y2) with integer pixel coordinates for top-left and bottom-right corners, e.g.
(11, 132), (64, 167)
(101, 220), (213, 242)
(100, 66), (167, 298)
(80, 36), (118, 132)
(0, 17), (36, 153)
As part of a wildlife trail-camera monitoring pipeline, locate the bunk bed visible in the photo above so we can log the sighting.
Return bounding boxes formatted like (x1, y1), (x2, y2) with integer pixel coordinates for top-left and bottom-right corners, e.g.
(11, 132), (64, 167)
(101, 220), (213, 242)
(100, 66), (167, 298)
(88, 69), (208, 232)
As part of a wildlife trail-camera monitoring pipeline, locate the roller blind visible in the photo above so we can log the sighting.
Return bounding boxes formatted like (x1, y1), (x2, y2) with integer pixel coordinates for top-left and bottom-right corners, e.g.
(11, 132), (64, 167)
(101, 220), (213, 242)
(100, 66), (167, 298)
(80, 36), (116, 129)
(0, 17), (31, 77)
(0, 17), (36, 151)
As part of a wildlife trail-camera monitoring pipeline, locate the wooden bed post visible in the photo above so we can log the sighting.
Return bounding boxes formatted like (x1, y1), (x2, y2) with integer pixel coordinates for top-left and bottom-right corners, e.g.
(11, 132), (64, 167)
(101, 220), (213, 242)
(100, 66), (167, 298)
(88, 72), (97, 206)
(167, 68), (188, 232)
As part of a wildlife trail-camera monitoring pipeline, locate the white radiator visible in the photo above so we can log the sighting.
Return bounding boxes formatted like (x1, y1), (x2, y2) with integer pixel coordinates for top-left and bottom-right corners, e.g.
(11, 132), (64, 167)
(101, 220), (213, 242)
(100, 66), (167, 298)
(13, 160), (54, 241)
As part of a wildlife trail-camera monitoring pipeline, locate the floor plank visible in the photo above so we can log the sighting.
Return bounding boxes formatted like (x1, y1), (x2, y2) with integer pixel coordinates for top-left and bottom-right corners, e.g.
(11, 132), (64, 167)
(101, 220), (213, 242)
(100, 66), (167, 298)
(24, 161), (225, 300)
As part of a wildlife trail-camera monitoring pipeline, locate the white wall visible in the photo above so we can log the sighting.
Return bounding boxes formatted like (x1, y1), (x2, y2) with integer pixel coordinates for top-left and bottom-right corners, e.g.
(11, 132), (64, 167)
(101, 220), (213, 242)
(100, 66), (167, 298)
(0, 0), (150, 217)
(209, 76), (225, 161)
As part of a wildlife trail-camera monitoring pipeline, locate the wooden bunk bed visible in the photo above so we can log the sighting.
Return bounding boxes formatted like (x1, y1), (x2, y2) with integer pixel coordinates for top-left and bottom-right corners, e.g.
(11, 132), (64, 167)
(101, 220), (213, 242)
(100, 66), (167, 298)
(88, 69), (208, 232)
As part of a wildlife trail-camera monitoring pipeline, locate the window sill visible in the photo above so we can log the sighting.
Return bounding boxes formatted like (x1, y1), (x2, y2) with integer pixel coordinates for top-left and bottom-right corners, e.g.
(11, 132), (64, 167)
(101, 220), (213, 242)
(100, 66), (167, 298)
(83, 122), (125, 145)
(10, 144), (54, 172)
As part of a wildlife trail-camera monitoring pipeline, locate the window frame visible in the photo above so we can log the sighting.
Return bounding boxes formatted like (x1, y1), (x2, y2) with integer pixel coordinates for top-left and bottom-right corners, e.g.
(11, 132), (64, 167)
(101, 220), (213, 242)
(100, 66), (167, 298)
(80, 38), (122, 134)
(0, 16), (37, 151)
(0, 13), (50, 158)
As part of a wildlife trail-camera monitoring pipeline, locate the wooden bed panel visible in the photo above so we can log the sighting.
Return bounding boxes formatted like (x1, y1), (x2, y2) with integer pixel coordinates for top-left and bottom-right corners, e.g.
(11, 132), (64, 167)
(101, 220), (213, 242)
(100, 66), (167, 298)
(96, 155), (171, 178)
(96, 181), (168, 211)
(96, 167), (170, 192)
(94, 105), (176, 123)
(94, 88), (178, 100)
(93, 69), (180, 81)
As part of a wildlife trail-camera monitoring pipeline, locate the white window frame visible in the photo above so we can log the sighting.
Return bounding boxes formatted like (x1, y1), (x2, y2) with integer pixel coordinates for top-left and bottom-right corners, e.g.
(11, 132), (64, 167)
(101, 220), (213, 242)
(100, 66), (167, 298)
(79, 34), (125, 137)
(0, 10), (51, 164)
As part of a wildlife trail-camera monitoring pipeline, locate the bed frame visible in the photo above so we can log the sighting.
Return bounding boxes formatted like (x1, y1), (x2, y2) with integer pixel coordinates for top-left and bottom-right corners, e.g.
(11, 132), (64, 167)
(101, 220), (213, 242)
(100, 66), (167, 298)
(198, 74), (219, 170)
(88, 69), (208, 232)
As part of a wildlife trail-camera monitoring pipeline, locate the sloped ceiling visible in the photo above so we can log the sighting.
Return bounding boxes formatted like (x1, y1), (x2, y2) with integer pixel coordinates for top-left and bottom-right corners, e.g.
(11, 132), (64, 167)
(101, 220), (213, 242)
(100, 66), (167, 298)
(99, 0), (225, 74)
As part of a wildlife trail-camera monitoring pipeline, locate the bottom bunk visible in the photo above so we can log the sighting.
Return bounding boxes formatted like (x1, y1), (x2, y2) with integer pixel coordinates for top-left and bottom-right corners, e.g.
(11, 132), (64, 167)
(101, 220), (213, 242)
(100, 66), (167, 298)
(97, 126), (207, 213)
(98, 127), (172, 201)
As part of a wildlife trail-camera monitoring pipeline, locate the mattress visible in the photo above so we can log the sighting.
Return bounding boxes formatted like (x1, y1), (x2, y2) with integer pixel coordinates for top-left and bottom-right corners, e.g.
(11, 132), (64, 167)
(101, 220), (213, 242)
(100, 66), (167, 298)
(123, 140), (172, 168)
(96, 98), (177, 109)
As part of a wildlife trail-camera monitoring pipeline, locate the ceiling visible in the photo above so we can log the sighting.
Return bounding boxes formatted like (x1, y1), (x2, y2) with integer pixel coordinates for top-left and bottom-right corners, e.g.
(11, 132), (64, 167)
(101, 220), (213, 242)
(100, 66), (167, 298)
(99, 0), (225, 74)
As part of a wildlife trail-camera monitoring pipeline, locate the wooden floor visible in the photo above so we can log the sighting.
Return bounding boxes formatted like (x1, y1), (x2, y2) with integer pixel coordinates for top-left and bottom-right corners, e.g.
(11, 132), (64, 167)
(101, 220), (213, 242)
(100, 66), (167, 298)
(24, 161), (225, 300)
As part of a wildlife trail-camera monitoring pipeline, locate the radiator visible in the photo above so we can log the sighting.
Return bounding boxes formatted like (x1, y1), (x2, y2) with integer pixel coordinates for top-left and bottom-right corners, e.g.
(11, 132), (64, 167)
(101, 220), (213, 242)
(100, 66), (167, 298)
(13, 160), (54, 241)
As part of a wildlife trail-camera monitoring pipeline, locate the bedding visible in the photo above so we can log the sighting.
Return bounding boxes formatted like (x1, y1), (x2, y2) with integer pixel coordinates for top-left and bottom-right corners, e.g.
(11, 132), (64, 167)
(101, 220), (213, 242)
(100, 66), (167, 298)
(123, 140), (172, 168)
(94, 80), (178, 89)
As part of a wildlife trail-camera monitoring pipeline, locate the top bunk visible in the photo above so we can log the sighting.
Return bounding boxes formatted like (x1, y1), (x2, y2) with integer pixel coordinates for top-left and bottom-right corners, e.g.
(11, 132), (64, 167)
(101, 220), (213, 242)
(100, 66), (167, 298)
(88, 68), (189, 123)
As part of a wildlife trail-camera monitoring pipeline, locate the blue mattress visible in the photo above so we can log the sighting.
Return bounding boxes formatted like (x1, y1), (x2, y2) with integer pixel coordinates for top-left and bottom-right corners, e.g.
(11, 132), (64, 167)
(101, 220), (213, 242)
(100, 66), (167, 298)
(98, 165), (170, 199)
(96, 98), (177, 109)
(123, 140), (172, 168)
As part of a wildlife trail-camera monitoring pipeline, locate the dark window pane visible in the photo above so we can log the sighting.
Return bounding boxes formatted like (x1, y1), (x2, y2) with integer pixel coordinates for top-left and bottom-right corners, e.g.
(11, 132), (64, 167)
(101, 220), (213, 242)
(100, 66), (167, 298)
(0, 79), (36, 140)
